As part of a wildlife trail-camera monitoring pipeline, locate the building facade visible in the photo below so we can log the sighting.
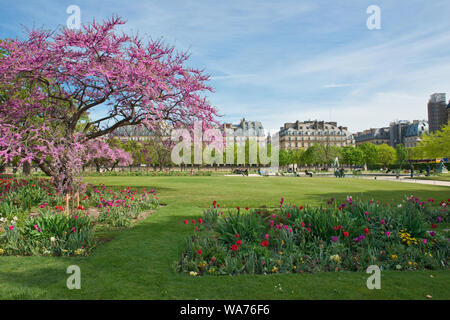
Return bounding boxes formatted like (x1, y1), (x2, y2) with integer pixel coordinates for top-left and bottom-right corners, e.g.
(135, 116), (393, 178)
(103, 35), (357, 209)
(403, 120), (429, 148)
(223, 118), (266, 146)
(354, 120), (428, 148)
(354, 127), (390, 146)
(428, 93), (448, 132)
(279, 120), (354, 150)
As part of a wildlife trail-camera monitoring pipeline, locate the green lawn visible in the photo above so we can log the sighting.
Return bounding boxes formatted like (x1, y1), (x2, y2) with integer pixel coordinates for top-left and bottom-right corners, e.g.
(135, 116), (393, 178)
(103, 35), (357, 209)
(1, 176), (449, 299)
(410, 174), (450, 182)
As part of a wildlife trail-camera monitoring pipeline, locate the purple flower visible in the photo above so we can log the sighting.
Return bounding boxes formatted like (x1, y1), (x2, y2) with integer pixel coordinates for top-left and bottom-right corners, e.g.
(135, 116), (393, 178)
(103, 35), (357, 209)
(353, 235), (365, 243)
(437, 216), (442, 222)
(331, 236), (338, 243)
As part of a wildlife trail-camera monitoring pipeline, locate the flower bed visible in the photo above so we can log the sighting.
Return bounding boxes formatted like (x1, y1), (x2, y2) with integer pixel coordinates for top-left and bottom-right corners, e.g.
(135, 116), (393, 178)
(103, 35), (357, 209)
(176, 197), (449, 276)
(0, 178), (158, 256)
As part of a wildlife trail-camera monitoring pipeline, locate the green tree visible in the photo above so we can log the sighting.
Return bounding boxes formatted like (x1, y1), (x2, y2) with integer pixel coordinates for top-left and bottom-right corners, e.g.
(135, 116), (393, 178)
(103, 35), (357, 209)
(341, 146), (364, 167)
(358, 143), (379, 167)
(395, 144), (408, 169)
(377, 144), (396, 167)
(411, 124), (450, 159)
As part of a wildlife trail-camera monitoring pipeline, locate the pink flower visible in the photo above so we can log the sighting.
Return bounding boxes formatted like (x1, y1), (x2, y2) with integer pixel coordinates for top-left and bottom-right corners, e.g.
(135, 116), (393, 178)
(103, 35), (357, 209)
(270, 220), (274, 227)
(422, 239), (427, 244)
(9, 225), (14, 230)
(380, 219), (385, 225)
(265, 234), (269, 240)
(72, 227), (76, 233)
(364, 211), (369, 216)
(385, 231), (391, 237)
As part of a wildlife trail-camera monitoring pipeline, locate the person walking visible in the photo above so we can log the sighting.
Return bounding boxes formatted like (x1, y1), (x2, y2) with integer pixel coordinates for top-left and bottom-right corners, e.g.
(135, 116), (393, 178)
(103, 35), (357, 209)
(410, 164), (414, 178)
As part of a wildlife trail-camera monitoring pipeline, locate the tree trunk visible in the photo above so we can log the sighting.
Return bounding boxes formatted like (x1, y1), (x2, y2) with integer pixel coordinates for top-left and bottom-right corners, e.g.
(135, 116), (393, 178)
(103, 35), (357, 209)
(23, 161), (31, 176)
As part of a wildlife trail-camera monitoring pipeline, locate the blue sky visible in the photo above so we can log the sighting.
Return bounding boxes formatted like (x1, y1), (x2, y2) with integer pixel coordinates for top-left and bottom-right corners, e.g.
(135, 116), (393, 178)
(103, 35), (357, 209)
(1, 0), (450, 132)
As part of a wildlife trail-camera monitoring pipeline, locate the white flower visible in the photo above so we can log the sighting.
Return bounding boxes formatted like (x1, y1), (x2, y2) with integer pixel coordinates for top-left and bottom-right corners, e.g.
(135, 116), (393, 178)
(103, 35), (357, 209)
(50, 237), (56, 242)
(13, 216), (18, 221)
(398, 204), (402, 208)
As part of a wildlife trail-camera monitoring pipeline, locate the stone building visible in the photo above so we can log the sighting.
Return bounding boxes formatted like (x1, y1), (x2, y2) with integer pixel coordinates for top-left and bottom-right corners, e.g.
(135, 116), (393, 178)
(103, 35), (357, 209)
(354, 127), (390, 146)
(354, 120), (428, 148)
(223, 118), (266, 146)
(403, 120), (429, 148)
(279, 120), (354, 150)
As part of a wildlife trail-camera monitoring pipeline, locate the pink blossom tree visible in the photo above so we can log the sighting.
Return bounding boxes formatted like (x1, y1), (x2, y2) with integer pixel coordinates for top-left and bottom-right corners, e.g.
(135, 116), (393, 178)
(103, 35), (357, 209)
(85, 139), (133, 172)
(0, 16), (218, 193)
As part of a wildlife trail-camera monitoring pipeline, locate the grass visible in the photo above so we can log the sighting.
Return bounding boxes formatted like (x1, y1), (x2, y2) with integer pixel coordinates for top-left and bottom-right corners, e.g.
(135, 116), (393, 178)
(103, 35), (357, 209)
(410, 174), (450, 182)
(0, 176), (449, 299)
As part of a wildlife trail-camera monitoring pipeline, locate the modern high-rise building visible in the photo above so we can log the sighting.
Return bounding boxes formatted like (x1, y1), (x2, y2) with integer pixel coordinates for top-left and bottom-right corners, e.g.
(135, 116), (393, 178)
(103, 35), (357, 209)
(427, 93), (448, 132)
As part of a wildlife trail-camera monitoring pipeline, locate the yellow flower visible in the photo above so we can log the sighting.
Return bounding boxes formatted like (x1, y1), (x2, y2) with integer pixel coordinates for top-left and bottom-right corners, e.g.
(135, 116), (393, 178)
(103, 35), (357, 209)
(281, 240), (285, 246)
(272, 266), (278, 273)
(408, 261), (412, 265)
(0, 248), (4, 255)
(293, 265), (297, 269)
(189, 271), (198, 276)
(391, 254), (398, 260)
(279, 251), (283, 255)
(330, 254), (341, 263)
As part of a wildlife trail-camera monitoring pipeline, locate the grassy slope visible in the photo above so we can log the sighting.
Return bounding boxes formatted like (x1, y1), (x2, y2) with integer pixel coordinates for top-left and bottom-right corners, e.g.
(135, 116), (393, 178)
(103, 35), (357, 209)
(0, 176), (449, 300)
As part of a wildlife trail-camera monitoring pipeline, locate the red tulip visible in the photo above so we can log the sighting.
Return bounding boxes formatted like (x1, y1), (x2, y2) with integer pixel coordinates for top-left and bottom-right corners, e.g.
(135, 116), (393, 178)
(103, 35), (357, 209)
(261, 240), (269, 247)
(231, 245), (239, 252)
(197, 249), (202, 255)
(236, 240), (242, 245)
